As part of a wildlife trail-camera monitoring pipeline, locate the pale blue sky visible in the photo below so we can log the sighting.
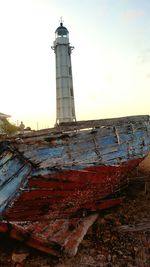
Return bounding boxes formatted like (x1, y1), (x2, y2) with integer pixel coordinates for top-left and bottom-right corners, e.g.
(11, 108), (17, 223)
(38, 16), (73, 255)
(0, 0), (150, 129)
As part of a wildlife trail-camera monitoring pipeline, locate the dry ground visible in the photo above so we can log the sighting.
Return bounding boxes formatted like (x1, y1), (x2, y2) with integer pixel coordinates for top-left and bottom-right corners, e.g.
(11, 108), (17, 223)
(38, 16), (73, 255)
(0, 180), (150, 267)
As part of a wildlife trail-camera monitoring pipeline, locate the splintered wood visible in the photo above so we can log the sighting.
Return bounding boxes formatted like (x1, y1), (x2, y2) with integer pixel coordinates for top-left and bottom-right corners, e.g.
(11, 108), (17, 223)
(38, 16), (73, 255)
(0, 214), (99, 257)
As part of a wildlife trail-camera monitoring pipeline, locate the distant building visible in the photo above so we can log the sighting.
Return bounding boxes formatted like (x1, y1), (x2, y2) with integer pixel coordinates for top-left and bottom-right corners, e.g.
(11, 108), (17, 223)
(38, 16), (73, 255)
(0, 112), (11, 133)
(0, 112), (11, 120)
(0, 112), (11, 124)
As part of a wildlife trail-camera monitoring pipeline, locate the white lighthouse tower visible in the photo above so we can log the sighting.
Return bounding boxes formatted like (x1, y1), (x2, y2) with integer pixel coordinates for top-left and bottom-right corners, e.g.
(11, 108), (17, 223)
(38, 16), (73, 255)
(52, 21), (76, 124)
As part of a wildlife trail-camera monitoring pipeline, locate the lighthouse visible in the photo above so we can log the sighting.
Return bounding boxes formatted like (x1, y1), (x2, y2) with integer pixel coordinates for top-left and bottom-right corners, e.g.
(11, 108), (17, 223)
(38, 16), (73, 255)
(52, 21), (76, 124)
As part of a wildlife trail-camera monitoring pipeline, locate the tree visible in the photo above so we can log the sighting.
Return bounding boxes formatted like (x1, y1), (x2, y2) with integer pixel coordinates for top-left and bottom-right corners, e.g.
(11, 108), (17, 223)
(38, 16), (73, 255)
(1, 119), (18, 135)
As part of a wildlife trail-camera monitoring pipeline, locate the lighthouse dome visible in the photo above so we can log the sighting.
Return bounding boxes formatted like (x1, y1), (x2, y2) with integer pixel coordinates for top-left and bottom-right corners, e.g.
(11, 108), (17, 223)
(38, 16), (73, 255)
(55, 22), (69, 37)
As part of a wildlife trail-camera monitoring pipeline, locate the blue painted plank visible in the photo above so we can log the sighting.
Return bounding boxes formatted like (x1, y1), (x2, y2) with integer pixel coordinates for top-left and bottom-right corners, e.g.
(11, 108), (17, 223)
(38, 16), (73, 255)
(0, 164), (31, 214)
(95, 135), (117, 147)
(0, 151), (13, 167)
(23, 147), (64, 163)
(0, 157), (24, 187)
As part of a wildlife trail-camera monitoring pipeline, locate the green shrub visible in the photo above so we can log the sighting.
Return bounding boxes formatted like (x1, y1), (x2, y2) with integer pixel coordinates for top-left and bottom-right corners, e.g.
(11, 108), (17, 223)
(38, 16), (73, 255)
(1, 119), (18, 135)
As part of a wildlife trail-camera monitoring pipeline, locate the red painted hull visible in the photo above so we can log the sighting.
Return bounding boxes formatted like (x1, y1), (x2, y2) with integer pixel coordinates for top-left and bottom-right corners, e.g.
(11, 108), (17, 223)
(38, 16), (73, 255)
(4, 158), (142, 222)
(0, 158), (143, 256)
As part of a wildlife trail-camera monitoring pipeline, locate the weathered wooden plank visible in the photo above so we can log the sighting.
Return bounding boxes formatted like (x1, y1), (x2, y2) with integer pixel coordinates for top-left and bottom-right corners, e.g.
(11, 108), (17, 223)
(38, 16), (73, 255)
(29, 158), (142, 184)
(0, 164), (31, 213)
(5, 182), (125, 221)
(57, 115), (149, 129)
(0, 151), (13, 167)
(0, 213), (100, 256)
(0, 222), (60, 256)
(14, 122), (150, 170)
(0, 157), (25, 187)
(13, 115), (150, 139)
(10, 116), (149, 148)
(63, 213), (99, 257)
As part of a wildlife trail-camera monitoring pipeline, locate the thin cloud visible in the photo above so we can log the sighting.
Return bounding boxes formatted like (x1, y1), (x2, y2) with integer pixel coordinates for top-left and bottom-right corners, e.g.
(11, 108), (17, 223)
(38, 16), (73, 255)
(122, 10), (144, 20)
(145, 73), (150, 79)
(137, 49), (150, 64)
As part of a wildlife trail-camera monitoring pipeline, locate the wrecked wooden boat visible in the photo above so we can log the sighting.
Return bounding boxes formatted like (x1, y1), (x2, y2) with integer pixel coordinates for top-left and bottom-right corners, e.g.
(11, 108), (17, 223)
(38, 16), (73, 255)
(0, 115), (150, 256)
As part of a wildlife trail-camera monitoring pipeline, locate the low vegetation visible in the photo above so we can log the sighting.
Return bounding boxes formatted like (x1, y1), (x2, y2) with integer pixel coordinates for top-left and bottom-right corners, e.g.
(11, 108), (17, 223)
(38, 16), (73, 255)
(0, 119), (18, 135)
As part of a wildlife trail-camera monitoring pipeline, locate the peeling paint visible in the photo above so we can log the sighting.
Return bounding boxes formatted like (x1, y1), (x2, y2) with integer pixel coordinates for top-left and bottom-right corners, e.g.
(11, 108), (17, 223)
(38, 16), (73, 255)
(0, 115), (150, 256)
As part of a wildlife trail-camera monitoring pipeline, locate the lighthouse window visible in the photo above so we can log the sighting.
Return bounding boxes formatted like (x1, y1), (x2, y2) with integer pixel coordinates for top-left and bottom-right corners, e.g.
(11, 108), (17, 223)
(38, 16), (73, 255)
(69, 67), (72, 75)
(70, 88), (73, 97)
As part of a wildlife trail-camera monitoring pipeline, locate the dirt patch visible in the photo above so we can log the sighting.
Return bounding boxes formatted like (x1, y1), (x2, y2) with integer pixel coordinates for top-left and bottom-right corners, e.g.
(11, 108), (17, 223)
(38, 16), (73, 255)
(0, 183), (150, 267)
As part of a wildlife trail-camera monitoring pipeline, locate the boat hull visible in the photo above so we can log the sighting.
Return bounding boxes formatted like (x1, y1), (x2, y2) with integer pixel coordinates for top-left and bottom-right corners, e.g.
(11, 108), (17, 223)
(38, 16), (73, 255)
(0, 115), (150, 255)
(3, 157), (143, 222)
